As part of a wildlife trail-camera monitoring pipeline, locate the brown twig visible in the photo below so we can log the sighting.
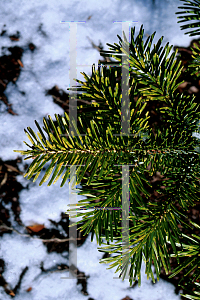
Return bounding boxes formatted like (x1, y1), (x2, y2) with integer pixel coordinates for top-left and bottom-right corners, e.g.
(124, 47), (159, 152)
(13, 266), (28, 295)
(86, 36), (112, 63)
(0, 224), (82, 243)
(0, 274), (15, 297)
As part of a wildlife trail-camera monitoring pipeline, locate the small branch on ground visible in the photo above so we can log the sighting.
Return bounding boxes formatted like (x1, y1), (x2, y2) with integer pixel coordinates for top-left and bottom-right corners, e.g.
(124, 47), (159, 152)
(0, 224), (82, 243)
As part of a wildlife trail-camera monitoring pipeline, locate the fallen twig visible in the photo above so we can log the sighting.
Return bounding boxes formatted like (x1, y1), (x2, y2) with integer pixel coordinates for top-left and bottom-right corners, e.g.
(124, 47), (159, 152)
(0, 224), (82, 243)
(0, 274), (15, 297)
(13, 266), (28, 295)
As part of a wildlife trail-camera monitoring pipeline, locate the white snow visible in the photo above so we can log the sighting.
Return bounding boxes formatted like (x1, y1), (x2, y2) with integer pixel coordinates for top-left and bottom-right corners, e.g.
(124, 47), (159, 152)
(0, 0), (197, 299)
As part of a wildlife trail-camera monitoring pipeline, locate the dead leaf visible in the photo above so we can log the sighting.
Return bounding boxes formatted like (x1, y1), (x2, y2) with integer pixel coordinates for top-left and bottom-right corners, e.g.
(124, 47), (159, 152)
(26, 287), (32, 292)
(17, 59), (24, 67)
(121, 296), (133, 300)
(10, 37), (19, 41)
(188, 85), (199, 94)
(26, 224), (45, 232)
(0, 172), (8, 187)
(178, 81), (190, 89)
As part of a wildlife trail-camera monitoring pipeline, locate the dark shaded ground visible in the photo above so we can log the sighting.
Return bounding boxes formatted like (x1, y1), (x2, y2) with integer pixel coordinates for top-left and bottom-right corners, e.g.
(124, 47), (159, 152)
(0, 28), (200, 299)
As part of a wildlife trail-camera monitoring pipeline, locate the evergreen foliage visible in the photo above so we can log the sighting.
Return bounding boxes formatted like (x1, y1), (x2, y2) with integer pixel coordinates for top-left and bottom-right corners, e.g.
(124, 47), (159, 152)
(14, 0), (200, 298)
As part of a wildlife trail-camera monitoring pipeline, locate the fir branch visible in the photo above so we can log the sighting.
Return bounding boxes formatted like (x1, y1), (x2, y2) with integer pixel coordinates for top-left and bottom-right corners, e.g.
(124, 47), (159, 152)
(12, 1), (200, 298)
